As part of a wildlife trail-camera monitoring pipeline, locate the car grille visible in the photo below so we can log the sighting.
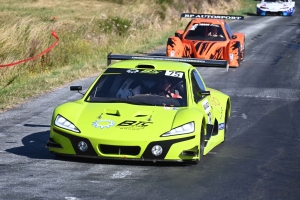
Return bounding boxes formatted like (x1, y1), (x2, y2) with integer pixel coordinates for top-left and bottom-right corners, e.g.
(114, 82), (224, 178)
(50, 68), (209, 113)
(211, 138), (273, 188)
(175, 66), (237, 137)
(99, 144), (141, 156)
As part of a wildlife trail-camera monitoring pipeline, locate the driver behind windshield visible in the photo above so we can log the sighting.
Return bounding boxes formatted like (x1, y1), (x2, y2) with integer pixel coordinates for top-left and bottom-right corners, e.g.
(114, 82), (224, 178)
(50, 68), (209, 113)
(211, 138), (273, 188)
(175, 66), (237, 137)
(148, 77), (182, 98)
(207, 26), (224, 38)
(87, 69), (187, 106)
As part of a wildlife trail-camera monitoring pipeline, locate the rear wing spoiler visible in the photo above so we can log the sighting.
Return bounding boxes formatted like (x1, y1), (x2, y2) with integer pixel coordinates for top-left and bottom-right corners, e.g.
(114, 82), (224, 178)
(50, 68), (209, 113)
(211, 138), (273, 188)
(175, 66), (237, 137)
(180, 13), (244, 20)
(107, 53), (229, 71)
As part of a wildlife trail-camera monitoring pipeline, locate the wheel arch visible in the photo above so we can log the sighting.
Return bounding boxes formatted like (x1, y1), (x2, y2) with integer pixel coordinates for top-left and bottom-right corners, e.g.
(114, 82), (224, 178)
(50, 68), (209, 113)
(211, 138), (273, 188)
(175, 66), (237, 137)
(225, 97), (231, 119)
(166, 36), (184, 57)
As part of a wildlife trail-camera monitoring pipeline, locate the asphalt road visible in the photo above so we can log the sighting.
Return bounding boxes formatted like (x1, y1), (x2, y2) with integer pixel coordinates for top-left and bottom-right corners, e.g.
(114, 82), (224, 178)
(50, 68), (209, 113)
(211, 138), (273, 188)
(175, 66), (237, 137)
(1, 3), (300, 200)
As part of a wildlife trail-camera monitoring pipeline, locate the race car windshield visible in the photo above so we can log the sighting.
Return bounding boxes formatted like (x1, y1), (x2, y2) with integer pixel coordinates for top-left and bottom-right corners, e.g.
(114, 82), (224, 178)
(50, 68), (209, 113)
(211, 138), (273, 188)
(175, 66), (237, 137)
(184, 23), (226, 41)
(85, 68), (187, 107)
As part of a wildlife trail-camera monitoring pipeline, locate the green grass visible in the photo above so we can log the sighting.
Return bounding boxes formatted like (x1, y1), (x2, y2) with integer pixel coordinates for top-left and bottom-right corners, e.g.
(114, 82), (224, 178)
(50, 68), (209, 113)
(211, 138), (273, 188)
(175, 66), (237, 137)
(0, 0), (256, 112)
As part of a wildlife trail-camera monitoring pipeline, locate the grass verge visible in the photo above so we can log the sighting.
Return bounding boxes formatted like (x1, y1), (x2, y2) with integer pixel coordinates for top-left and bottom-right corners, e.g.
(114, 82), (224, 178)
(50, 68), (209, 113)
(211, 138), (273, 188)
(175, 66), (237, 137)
(0, 0), (257, 113)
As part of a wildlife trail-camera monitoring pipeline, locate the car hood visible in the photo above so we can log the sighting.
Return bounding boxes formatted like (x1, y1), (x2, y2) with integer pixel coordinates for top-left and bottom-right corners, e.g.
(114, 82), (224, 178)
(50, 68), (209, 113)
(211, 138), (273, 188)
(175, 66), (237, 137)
(56, 102), (181, 140)
(191, 41), (226, 59)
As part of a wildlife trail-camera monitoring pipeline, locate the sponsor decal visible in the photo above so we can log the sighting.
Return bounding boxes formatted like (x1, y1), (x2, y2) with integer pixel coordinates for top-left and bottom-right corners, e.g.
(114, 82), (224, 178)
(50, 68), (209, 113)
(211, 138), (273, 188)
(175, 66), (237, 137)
(202, 99), (211, 113)
(126, 69), (139, 73)
(163, 104), (178, 110)
(165, 70), (184, 78)
(202, 100), (212, 124)
(190, 23), (220, 30)
(230, 54), (234, 61)
(219, 123), (225, 130)
(211, 96), (220, 106)
(170, 50), (175, 57)
(220, 107), (223, 119)
(140, 69), (160, 74)
(182, 14), (244, 20)
(92, 119), (115, 129)
(117, 120), (153, 130)
(163, 107), (179, 110)
(208, 112), (212, 124)
(130, 56), (206, 63)
(190, 24), (198, 30)
(199, 23), (220, 27)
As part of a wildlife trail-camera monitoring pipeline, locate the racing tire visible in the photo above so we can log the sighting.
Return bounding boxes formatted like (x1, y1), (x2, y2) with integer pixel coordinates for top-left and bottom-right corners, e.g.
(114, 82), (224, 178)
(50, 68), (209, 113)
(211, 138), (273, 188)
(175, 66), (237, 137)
(237, 47), (241, 67)
(190, 124), (205, 165)
(241, 39), (245, 61)
(198, 124), (205, 162)
(223, 106), (229, 142)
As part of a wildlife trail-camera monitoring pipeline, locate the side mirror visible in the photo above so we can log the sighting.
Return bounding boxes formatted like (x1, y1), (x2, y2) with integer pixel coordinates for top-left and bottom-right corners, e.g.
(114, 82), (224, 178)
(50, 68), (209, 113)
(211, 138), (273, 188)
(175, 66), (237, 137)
(232, 35), (237, 39)
(70, 86), (82, 91)
(175, 32), (182, 38)
(175, 30), (184, 39)
(197, 90), (210, 97)
(70, 86), (84, 95)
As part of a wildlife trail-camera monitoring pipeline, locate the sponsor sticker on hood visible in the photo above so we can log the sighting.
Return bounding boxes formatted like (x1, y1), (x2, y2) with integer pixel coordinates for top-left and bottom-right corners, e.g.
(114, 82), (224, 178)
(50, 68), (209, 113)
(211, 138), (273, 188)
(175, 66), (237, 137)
(92, 119), (115, 129)
(116, 120), (153, 130)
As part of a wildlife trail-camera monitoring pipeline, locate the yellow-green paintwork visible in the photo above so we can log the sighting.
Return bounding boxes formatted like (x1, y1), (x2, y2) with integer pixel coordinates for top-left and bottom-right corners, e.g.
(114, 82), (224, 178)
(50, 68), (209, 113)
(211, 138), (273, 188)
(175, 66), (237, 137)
(48, 60), (231, 162)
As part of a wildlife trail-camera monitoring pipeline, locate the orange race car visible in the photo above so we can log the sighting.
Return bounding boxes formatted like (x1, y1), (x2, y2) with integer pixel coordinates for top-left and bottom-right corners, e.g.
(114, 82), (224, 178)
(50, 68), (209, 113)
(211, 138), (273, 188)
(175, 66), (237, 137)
(166, 13), (245, 69)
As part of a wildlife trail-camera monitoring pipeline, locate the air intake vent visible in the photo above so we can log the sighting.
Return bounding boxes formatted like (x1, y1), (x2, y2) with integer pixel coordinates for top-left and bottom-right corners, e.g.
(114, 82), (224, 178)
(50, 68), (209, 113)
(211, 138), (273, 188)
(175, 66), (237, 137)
(135, 115), (148, 117)
(99, 145), (141, 156)
(105, 109), (120, 116)
(136, 65), (155, 69)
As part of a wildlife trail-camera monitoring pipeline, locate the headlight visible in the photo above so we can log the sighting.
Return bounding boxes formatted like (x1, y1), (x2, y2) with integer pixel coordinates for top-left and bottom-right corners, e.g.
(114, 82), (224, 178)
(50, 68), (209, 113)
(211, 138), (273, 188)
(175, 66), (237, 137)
(161, 122), (195, 137)
(281, 7), (289, 9)
(54, 115), (80, 133)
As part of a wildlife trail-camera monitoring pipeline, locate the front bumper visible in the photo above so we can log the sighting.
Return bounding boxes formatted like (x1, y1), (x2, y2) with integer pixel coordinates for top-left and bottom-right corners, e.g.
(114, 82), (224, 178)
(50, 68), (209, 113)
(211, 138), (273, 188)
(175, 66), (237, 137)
(46, 127), (199, 162)
(256, 7), (295, 16)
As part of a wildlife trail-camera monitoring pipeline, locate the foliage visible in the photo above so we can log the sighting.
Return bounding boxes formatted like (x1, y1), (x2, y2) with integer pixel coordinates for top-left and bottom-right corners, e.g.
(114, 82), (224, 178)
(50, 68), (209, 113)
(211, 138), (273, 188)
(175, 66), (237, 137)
(92, 17), (131, 36)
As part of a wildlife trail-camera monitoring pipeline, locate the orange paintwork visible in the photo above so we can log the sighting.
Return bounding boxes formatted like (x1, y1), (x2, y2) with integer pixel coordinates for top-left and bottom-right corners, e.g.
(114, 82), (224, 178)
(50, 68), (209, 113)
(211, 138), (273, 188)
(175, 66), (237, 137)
(166, 18), (245, 67)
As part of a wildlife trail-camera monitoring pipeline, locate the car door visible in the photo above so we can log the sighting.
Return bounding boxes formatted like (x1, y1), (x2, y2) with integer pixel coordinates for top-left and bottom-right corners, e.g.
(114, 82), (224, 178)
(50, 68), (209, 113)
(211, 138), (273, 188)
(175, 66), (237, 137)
(190, 69), (215, 127)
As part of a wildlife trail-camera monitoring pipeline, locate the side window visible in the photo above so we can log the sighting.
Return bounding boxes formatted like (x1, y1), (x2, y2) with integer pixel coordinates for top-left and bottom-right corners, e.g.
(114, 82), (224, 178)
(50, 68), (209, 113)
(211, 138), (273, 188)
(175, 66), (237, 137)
(192, 70), (206, 91)
(191, 70), (206, 102)
(224, 23), (233, 39)
(191, 74), (201, 102)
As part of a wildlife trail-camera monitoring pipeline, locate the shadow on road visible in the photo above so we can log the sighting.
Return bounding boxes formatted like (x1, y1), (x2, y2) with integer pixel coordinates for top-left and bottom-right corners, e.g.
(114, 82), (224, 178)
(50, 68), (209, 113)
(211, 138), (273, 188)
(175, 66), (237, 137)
(6, 130), (54, 160)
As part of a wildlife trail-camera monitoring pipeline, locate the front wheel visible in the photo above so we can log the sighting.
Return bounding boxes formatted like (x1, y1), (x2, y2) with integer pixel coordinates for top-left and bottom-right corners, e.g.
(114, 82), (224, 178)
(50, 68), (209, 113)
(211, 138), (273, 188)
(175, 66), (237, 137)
(199, 124), (205, 161)
(190, 124), (205, 165)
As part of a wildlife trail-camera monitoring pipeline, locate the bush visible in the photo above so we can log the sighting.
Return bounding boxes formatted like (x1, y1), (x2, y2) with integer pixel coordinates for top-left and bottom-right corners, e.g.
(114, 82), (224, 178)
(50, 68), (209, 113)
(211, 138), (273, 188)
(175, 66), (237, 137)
(93, 16), (131, 36)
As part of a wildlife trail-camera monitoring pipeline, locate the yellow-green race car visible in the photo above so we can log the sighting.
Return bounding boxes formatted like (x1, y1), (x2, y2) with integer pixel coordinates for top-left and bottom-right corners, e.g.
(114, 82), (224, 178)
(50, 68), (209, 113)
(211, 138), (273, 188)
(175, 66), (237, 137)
(46, 54), (231, 164)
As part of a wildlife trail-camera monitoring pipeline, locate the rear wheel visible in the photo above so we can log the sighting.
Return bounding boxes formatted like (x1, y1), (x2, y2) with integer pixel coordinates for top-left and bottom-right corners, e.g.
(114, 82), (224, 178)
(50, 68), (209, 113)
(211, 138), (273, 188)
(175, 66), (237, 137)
(237, 47), (241, 67)
(241, 39), (245, 61)
(223, 107), (229, 142)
